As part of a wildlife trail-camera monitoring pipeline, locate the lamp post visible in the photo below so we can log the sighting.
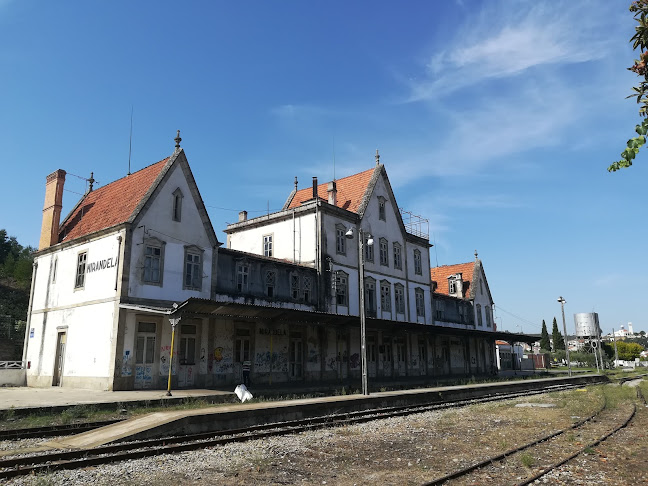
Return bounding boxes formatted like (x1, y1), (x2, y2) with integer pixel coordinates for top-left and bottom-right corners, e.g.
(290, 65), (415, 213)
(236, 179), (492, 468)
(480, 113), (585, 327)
(557, 296), (572, 377)
(345, 227), (372, 396)
(166, 315), (181, 396)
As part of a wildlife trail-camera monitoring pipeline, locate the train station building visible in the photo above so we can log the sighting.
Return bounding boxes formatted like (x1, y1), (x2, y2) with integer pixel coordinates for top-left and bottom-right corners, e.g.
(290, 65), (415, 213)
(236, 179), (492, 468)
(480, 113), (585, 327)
(23, 136), (529, 391)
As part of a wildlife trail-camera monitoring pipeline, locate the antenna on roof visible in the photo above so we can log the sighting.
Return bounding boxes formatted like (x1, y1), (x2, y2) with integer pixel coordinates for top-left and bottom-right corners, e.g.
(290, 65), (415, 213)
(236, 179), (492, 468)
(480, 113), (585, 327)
(375, 149), (380, 166)
(128, 106), (133, 176)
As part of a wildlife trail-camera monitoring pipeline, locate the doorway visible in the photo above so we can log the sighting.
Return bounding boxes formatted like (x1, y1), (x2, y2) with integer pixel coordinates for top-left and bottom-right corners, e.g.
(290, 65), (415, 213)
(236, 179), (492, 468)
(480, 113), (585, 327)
(52, 331), (66, 386)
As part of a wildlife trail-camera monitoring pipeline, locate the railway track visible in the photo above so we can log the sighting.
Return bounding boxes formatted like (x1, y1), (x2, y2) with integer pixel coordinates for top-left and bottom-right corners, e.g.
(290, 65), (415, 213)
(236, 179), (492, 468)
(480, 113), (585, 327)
(0, 419), (125, 441)
(0, 381), (592, 479)
(424, 384), (643, 485)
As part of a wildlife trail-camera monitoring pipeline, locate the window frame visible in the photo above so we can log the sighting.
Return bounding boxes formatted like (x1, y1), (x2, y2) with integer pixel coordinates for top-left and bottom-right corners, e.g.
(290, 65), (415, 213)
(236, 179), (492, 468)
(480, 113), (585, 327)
(393, 242), (402, 270)
(415, 288), (425, 317)
(394, 283), (405, 314)
(335, 225), (346, 255)
(265, 269), (276, 297)
(263, 234), (273, 258)
(476, 304), (483, 326)
(335, 271), (349, 306)
(236, 262), (249, 292)
(378, 196), (386, 221)
(183, 245), (204, 291)
(142, 236), (166, 287)
(379, 237), (389, 266)
(74, 251), (87, 289)
(448, 277), (457, 294)
(364, 234), (374, 262)
(172, 187), (183, 222)
(290, 273), (300, 299)
(364, 277), (376, 316)
(380, 280), (391, 312)
(485, 306), (492, 327)
(413, 249), (422, 275)
(303, 276), (312, 302)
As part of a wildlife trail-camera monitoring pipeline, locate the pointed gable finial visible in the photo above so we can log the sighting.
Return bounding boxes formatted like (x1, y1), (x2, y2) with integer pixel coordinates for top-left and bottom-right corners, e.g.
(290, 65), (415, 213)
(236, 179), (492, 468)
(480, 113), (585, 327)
(294, 176), (298, 191)
(88, 172), (95, 192)
(375, 149), (380, 165)
(174, 130), (182, 150)
(474, 249), (478, 260)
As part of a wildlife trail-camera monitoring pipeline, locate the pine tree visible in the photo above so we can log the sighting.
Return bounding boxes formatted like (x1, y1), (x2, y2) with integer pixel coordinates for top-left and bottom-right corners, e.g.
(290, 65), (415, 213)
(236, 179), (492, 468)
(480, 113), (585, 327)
(552, 317), (565, 351)
(540, 320), (551, 351)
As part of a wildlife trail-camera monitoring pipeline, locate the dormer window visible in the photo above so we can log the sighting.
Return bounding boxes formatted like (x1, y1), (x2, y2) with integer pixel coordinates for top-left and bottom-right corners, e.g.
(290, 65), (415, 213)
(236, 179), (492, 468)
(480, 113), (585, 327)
(448, 277), (457, 294)
(172, 188), (183, 222)
(378, 196), (386, 221)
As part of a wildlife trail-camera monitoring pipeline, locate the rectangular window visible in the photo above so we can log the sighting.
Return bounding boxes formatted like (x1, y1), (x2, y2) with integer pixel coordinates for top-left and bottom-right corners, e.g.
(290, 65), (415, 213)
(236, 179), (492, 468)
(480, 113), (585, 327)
(364, 235), (374, 262)
(414, 249), (422, 275)
(336, 272), (348, 306)
(336, 226), (346, 255)
(144, 245), (162, 284)
(303, 276), (311, 302)
(179, 324), (197, 365)
(485, 306), (491, 327)
(291, 274), (300, 299)
(394, 285), (405, 314)
(379, 238), (388, 266)
(265, 270), (276, 297)
(263, 234), (273, 257)
(172, 188), (183, 222)
(393, 243), (402, 270)
(52, 258), (58, 283)
(364, 279), (376, 316)
(435, 299), (445, 320)
(396, 341), (406, 363)
(75, 251), (87, 289)
(184, 252), (202, 290)
(416, 288), (425, 317)
(448, 278), (457, 294)
(477, 304), (483, 326)
(236, 263), (249, 292)
(380, 281), (391, 312)
(378, 198), (386, 221)
(383, 343), (392, 362)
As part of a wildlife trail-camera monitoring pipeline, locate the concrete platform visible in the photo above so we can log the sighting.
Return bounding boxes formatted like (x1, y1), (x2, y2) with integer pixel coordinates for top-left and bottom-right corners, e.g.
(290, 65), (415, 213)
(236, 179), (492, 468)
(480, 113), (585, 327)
(0, 387), (234, 414)
(27, 374), (605, 451)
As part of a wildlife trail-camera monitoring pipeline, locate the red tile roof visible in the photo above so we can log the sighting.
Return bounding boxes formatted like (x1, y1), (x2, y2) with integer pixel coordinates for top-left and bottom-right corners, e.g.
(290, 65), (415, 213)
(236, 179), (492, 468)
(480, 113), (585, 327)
(430, 262), (475, 297)
(287, 168), (375, 213)
(59, 158), (169, 243)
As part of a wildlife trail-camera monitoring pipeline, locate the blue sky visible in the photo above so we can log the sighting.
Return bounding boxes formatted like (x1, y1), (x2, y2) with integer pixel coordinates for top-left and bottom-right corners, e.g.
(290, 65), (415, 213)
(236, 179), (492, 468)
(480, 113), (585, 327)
(1, 0), (645, 335)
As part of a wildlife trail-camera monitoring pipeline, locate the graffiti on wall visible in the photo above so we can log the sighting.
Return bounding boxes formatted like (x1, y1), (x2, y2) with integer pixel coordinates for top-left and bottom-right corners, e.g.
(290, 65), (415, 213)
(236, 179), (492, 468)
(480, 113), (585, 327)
(121, 350), (132, 376)
(349, 353), (360, 369)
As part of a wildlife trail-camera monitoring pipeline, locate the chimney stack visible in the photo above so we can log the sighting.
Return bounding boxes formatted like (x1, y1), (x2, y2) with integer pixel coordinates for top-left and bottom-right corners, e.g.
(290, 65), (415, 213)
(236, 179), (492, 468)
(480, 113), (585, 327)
(238, 210), (248, 222)
(327, 181), (337, 206)
(312, 177), (318, 199)
(39, 169), (66, 250)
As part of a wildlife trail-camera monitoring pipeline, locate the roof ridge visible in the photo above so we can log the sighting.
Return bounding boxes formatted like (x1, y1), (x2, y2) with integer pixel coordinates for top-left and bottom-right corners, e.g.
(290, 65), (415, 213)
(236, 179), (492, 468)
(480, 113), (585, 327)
(431, 261), (474, 269)
(92, 157), (169, 192)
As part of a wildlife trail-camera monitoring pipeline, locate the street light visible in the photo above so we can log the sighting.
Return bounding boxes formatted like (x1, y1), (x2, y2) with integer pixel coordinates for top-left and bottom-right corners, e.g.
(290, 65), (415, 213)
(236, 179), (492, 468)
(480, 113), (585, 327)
(166, 307), (181, 397)
(557, 296), (572, 377)
(345, 227), (372, 396)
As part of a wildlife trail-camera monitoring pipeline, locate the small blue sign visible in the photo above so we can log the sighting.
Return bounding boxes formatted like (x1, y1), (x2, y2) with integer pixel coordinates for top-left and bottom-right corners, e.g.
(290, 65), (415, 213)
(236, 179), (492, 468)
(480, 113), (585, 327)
(29, 328), (34, 338)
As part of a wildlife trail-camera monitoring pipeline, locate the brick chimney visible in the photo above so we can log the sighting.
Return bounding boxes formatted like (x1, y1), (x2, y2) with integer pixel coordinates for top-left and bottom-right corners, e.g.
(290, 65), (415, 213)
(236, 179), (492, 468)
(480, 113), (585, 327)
(327, 181), (337, 206)
(238, 211), (248, 222)
(39, 169), (66, 250)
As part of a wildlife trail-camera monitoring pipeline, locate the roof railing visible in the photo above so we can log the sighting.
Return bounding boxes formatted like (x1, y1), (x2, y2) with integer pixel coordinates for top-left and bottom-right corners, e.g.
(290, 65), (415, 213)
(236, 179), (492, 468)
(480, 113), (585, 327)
(400, 208), (429, 239)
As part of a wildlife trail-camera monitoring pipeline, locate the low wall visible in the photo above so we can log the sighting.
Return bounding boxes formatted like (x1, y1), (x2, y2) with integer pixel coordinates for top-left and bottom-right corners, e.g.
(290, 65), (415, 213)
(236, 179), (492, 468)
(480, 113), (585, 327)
(0, 369), (26, 387)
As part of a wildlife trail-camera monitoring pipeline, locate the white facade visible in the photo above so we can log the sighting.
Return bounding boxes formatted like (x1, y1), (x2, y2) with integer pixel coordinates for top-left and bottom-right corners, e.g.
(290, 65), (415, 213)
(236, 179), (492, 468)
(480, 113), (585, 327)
(225, 164), (433, 326)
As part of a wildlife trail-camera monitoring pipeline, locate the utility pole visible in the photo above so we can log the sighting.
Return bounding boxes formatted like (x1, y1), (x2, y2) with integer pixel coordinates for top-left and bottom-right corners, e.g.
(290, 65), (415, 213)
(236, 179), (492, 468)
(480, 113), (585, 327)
(612, 328), (619, 367)
(557, 296), (572, 377)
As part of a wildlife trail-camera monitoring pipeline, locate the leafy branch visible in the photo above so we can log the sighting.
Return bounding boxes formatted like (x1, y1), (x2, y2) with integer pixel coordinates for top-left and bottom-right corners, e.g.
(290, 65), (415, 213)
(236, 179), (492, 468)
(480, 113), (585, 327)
(610, 0), (648, 171)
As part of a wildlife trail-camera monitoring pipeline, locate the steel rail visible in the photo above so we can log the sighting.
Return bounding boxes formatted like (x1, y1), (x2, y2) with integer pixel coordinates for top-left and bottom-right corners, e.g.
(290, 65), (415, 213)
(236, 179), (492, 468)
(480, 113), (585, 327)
(0, 382), (591, 479)
(516, 403), (636, 486)
(421, 396), (609, 486)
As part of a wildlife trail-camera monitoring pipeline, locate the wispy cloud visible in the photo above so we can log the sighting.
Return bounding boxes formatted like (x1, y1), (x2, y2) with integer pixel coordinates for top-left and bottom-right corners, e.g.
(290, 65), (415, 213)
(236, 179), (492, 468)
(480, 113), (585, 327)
(409, 0), (615, 102)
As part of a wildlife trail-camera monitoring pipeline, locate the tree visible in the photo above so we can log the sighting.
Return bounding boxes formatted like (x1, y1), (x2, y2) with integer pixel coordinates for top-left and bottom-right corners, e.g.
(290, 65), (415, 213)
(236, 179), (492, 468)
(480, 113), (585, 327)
(552, 317), (565, 351)
(0, 229), (34, 289)
(540, 320), (551, 351)
(616, 341), (644, 360)
(610, 1), (648, 171)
